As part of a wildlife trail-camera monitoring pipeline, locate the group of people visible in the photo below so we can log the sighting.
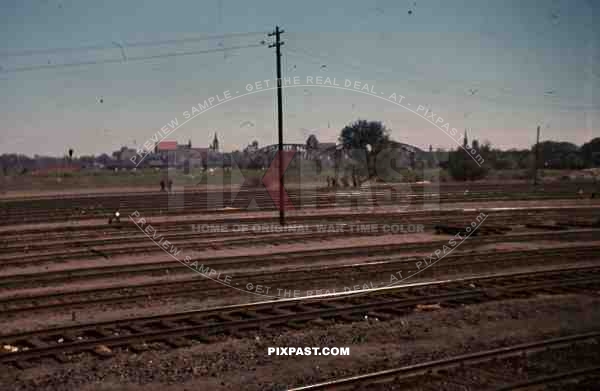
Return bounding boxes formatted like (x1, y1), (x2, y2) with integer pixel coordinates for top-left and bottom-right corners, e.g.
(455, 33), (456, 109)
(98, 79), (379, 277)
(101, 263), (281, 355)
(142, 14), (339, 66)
(160, 179), (173, 192)
(326, 176), (337, 188)
(326, 175), (360, 188)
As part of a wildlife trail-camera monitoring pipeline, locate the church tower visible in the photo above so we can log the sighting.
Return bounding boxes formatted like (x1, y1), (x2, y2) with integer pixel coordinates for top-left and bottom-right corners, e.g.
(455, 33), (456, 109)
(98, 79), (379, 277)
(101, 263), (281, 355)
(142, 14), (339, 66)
(211, 132), (220, 152)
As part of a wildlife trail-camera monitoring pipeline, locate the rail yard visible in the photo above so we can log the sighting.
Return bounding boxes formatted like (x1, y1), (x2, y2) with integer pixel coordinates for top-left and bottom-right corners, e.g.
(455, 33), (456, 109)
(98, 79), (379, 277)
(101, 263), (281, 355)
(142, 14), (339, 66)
(1, 182), (600, 390)
(4, 1), (600, 388)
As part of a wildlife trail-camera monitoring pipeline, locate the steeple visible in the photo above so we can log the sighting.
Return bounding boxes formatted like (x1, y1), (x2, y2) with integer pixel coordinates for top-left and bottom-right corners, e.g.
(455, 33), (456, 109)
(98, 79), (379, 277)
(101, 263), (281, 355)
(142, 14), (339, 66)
(211, 132), (219, 152)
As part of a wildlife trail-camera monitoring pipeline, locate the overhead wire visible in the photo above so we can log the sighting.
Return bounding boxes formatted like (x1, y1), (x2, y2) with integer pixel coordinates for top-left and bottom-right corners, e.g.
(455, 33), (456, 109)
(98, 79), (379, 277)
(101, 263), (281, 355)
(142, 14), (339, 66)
(1, 42), (267, 74)
(0, 31), (268, 58)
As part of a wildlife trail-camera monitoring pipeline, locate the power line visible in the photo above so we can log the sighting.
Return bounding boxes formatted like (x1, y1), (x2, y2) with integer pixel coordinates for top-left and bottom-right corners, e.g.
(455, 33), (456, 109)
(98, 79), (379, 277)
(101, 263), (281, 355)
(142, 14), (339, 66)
(1, 42), (266, 74)
(0, 31), (267, 58)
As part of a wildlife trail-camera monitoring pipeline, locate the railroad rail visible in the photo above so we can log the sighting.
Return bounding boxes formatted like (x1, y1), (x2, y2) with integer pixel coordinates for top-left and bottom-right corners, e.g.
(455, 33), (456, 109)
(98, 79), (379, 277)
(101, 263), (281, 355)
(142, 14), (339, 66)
(1, 183), (598, 225)
(0, 243), (599, 315)
(1, 203), (598, 239)
(0, 229), (597, 289)
(289, 332), (600, 390)
(1, 181), (595, 202)
(0, 209), (598, 268)
(2, 265), (600, 367)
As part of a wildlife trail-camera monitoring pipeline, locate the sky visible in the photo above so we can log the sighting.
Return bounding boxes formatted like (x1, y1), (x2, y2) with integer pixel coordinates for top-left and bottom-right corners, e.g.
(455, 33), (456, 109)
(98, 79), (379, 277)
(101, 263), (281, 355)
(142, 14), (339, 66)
(0, 0), (598, 156)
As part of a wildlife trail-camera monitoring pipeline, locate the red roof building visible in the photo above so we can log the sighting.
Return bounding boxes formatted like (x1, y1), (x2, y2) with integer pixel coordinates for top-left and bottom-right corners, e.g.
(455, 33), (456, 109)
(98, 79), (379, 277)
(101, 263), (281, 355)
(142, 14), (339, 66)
(157, 140), (178, 151)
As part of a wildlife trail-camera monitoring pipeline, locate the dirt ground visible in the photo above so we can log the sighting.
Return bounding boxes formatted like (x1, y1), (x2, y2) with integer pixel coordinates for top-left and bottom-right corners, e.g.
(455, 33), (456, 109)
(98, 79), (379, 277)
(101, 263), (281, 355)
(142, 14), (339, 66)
(2, 294), (600, 391)
(1, 196), (599, 390)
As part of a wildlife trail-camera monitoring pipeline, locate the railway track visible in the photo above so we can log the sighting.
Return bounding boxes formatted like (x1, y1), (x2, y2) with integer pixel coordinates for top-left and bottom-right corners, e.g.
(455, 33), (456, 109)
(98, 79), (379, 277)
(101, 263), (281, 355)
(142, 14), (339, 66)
(1, 183), (597, 225)
(2, 182), (592, 202)
(0, 243), (599, 315)
(289, 332), (600, 390)
(1, 208), (598, 267)
(0, 229), (597, 289)
(1, 265), (600, 367)
(2, 203), (597, 241)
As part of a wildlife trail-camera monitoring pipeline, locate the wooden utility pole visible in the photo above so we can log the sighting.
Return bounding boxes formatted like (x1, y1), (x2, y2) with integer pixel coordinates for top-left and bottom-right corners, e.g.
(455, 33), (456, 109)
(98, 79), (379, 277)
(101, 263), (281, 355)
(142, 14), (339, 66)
(534, 125), (541, 187)
(269, 26), (285, 225)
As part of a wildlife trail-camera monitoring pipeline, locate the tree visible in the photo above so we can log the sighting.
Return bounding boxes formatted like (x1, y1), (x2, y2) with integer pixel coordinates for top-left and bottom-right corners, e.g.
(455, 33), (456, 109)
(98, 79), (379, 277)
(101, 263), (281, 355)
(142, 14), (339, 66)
(448, 139), (488, 181)
(306, 134), (319, 150)
(340, 120), (389, 151)
(68, 148), (74, 162)
(581, 138), (600, 167)
(534, 141), (582, 169)
(339, 119), (390, 178)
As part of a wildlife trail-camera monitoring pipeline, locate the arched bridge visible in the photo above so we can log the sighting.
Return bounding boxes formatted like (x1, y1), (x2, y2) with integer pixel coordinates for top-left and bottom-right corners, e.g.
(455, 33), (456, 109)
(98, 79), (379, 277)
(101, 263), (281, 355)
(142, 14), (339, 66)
(256, 141), (425, 159)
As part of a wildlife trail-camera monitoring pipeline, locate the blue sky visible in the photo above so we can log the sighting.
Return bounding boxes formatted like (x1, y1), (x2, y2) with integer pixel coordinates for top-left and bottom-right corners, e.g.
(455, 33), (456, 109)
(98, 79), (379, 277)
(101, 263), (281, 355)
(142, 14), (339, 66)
(0, 0), (597, 156)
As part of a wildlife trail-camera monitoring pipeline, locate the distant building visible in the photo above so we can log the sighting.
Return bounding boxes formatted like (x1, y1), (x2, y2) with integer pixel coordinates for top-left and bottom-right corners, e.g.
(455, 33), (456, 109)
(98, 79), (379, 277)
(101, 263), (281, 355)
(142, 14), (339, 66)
(210, 133), (220, 152)
(156, 141), (177, 152)
(155, 140), (187, 166)
(110, 146), (137, 168)
(152, 138), (226, 169)
(112, 146), (138, 162)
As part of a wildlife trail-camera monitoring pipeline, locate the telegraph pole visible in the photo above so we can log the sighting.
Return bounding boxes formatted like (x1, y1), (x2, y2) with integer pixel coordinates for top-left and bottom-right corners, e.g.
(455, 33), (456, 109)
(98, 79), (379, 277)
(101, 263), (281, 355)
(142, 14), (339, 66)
(534, 125), (541, 187)
(269, 26), (285, 225)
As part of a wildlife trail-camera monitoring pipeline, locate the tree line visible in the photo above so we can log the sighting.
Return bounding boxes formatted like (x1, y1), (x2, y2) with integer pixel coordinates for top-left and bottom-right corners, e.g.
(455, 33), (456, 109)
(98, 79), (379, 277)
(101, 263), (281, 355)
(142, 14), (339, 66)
(337, 119), (600, 182)
(446, 137), (600, 181)
(0, 121), (597, 181)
